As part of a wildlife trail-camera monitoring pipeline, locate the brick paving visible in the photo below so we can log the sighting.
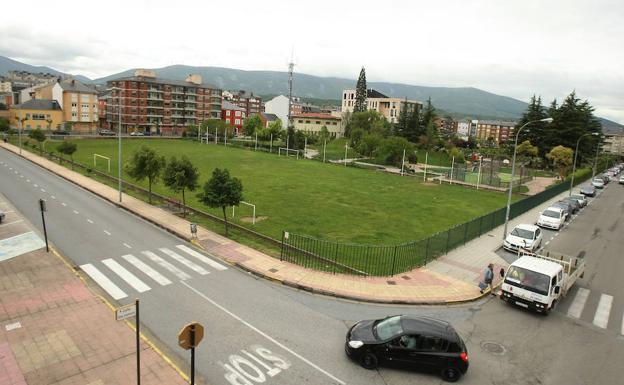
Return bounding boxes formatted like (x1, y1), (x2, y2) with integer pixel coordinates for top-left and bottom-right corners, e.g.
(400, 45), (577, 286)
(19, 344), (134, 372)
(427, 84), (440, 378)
(1, 142), (577, 305)
(0, 194), (189, 385)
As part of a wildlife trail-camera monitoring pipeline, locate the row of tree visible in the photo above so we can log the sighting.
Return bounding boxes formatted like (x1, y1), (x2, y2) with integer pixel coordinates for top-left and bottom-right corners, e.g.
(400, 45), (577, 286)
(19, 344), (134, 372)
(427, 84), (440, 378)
(125, 146), (243, 235)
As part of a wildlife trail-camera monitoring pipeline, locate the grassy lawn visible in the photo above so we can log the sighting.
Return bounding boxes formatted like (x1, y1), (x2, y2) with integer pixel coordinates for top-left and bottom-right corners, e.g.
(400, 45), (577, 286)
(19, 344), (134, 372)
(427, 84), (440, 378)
(309, 138), (360, 161)
(42, 138), (514, 245)
(416, 150), (452, 166)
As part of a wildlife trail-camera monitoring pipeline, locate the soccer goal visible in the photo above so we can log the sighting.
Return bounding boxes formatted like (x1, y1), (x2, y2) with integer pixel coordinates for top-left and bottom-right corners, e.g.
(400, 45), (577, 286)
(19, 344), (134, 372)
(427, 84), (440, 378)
(232, 201), (257, 224)
(93, 154), (111, 172)
(278, 147), (299, 159)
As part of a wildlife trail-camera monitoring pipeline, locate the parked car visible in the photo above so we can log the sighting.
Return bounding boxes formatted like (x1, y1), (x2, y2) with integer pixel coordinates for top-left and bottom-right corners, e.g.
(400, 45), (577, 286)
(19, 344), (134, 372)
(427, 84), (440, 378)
(600, 174), (610, 184)
(591, 178), (605, 189)
(537, 207), (566, 230)
(552, 201), (572, 219)
(99, 129), (115, 136)
(51, 130), (70, 136)
(620, 175), (624, 185)
(561, 198), (580, 214)
(579, 185), (596, 197)
(0, 210), (5, 223)
(345, 315), (469, 382)
(504, 224), (543, 252)
(130, 131), (144, 136)
(569, 194), (588, 207)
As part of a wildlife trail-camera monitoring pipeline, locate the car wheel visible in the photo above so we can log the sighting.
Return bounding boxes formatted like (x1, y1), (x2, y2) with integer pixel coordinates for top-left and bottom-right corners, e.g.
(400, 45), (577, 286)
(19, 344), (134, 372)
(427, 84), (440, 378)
(360, 352), (379, 370)
(441, 366), (462, 382)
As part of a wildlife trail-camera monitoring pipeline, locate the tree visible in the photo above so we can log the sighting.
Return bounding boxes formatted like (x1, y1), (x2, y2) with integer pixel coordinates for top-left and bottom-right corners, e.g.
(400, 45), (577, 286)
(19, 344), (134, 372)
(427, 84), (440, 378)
(357, 133), (382, 157)
(395, 97), (410, 137)
(125, 146), (166, 204)
(163, 156), (199, 216)
(185, 124), (199, 139)
(449, 147), (465, 163)
(405, 103), (422, 143)
(197, 168), (243, 236)
(0, 117), (9, 132)
(258, 119), (282, 141)
(421, 97), (437, 130)
(546, 145), (573, 180)
(243, 115), (262, 136)
(28, 128), (46, 154)
(354, 67), (367, 113)
(57, 141), (77, 169)
(375, 136), (415, 167)
(46, 119), (53, 132)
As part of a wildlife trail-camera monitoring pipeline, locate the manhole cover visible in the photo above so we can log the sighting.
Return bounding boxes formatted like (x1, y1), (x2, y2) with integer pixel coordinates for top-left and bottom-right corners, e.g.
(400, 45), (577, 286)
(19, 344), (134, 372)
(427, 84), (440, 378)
(481, 341), (506, 356)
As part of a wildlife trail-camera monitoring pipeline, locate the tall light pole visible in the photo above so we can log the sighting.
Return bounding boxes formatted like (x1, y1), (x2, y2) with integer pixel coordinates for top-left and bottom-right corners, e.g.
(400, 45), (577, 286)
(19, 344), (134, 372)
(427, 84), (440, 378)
(592, 141), (601, 179)
(107, 86), (123, 203)
(503, 117), (553, 240)
(569, 132), (599, 196)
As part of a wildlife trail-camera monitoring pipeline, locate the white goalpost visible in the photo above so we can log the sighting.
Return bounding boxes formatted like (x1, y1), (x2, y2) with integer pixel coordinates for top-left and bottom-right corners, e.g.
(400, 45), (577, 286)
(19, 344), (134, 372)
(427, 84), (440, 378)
(232, 201), (257, 224)
(93, 154), (111, 172)
(278, 147), (299, 159)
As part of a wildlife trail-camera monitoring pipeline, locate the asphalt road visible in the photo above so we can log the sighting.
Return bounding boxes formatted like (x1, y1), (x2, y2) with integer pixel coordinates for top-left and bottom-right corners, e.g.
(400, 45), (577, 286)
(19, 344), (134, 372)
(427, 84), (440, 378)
(1, 148), (623, 385)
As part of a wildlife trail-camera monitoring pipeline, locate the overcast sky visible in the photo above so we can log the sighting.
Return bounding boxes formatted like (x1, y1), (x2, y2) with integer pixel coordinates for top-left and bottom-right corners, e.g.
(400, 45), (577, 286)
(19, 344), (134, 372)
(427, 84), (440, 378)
(2, 0), (623, 123)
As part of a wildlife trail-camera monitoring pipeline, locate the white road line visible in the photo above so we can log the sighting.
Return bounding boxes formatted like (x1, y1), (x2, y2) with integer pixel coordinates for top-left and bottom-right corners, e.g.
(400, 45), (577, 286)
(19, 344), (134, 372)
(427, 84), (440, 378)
(122, 254), (172, 286)
(554, 233), (559, 237)
(41, 188), (45, 193)
(567, 287), (590, 318)
(73, 210), (79, 214)
(545, 241), (550, 246)
(123, 243), (132, 249)
(176, 244), (227, 271)
(8, 167), (12, 170)
(26, 179), (30, 183)
(87, 219), (94, 224)
(62, 203), (67, 206)
(141, 251), (191, 280)
(80, 263), (127, 300)
(592, 293), (613, 329)
(51, 195), (56, 199)
(159, 248), (209, 275)
(0, 220), (23, 227)
(20, 175), (23, 178)
(182, 281), (346, 385)
(103, 230), (111, 235)
(102, 259), (151, 293)
(33, 184), (38, 188)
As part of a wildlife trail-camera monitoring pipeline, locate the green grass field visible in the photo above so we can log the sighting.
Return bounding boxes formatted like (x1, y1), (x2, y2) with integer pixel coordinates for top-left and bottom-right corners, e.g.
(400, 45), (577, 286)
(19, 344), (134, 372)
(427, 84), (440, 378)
(44, 138), (514, 245)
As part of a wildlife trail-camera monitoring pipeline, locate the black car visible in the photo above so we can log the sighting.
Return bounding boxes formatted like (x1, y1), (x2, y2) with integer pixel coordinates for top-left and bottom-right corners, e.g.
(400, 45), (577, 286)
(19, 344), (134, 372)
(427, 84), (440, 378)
(552, 201), (572, 219)
(561, 198), (580, 214)
(579, 185), (596, 197)
(345, 315), (469, 382)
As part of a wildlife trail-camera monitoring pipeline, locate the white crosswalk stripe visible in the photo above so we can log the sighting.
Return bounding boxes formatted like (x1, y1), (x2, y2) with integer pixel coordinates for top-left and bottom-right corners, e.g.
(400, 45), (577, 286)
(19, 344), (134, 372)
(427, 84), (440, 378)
(122, 254), (172, 286)
(159, 248), (209, 275)
(141, 250), (191, 280)
(102, 258), (151, 293)
(593, 294), (613, 329)
(81, 263), (127, 300)
(567, 287), (590, 318)
(176, 244), (228, 271)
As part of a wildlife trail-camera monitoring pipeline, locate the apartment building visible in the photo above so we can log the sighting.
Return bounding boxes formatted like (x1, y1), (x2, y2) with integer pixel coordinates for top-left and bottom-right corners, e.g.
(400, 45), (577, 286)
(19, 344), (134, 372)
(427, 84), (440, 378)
(434, 116), (457, 138)
(457, 121), (471, 139)
(222, 90), (263, 116)
(9, 99), (64, 131)
(106, 70), (221, 135)
(292, 113), (343, 138)
(341, 89), (421, 124)
(35, 79), (99, 133)
(0, 80), (11, 93)
(222, 100), (246, 134)
(603, 128), (624, 155)
(475, 120), (517, 145)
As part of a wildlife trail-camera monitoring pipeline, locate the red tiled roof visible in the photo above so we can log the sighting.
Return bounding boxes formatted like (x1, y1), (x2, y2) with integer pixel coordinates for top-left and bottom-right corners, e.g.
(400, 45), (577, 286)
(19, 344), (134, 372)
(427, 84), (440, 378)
(293, 113), (340, 120)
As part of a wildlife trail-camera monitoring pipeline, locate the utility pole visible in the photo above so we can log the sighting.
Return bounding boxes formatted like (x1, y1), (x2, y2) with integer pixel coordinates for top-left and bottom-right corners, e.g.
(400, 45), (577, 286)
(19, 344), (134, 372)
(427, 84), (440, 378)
(287, 50), (295, 130)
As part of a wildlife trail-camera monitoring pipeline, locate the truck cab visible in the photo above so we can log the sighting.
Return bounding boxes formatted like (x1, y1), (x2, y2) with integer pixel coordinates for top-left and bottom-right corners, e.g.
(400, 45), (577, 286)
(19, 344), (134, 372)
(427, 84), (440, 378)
(500, 252), (585, 315)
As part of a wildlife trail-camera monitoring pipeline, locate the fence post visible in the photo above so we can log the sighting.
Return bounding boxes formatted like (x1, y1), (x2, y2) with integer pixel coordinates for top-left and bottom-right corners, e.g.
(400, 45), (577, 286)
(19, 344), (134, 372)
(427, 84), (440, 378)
(478, 216), (484, 237)
(333, 242), (339, 274)
(463, 222), (469, 245)
(280, 231), (285, 261)
(445, 228), (452, 254)
(391, 245), (398, 276)
(424, 237), (431, 265)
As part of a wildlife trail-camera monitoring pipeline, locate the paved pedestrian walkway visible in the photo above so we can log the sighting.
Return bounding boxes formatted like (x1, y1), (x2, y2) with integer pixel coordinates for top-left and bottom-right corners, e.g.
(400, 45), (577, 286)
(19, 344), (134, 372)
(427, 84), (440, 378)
(1, 142), (580, 304)
(0, 193), (189, 385)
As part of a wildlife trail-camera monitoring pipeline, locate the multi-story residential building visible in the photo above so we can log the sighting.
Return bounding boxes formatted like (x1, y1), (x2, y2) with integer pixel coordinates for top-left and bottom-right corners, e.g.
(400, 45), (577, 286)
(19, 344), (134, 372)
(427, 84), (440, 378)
(457, 121), (471, 139)
(36, 79), (99, 133)
(0, 93), (13, 108)
(9, 99), (64, 131)
(475, 120), (517, 146)
(97, 92), (109, 128)
(105, 70), (221, 135)
(264, 95), (289, 127)
(222, 100), (246, 134)
(222, 90), (263, 117)
(341, 89), (421, 124)
(0, 80), (11, 93)
(292, 113), (343, 138)
(434, 116), (457, 138)
(603, 128), (624, 155)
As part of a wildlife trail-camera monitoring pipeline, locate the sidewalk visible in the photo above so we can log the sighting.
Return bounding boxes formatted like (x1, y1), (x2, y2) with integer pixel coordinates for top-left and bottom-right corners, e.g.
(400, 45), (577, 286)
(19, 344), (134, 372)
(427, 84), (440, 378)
(1, 142), (578, 304)
(0, 194), (189, 385)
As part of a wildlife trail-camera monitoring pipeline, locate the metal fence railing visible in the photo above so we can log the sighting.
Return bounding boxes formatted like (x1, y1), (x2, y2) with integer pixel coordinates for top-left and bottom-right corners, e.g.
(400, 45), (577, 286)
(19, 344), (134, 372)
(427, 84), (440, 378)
(281, 171), (593, 276)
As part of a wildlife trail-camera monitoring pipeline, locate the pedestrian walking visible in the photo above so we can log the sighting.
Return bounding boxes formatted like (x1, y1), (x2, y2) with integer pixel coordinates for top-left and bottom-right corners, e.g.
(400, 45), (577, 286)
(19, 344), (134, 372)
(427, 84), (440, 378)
(480, 263), (494, 295)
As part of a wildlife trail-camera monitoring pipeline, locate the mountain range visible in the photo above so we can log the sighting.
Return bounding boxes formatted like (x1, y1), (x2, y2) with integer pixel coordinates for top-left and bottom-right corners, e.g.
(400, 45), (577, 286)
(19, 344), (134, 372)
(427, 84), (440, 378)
(2, 55), (622, 132)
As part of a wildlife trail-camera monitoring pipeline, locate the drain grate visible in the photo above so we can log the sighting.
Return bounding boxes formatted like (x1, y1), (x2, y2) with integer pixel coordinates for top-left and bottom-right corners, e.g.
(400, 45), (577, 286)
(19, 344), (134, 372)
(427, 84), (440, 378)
(386, 280), (396, 285)
(481, 341), (506, 356)
(268, 268), (279, 273)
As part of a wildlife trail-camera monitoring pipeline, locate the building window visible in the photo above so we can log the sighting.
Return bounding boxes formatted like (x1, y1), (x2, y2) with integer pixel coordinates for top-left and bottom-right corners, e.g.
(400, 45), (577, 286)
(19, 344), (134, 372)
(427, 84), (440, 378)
(298, 120), (303, 123)
(71, 102), (77, 107)
(235, 119), (240, 125)
(32, 114), (45, 120)
(316, 121), (321, 124)
(332, 122), (337, 125)
(226, 110), (230, 116)
(305, 120), (310, 123)
(72, 112), (77, 117)
(235, 111), (241, 117)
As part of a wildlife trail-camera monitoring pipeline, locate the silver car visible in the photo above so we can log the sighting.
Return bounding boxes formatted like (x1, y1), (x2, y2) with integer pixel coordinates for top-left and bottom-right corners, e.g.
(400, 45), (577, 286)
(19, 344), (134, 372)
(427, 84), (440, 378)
(570, 194), (588, 207)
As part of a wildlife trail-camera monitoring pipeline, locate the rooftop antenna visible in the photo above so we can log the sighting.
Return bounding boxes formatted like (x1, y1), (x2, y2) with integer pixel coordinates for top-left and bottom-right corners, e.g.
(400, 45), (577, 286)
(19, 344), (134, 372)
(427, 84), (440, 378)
(287, 48), (295, 128)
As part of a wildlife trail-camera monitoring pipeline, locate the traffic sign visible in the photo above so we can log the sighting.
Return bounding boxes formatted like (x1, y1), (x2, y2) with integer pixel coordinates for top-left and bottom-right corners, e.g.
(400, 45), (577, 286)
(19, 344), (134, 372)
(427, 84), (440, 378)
(178, 322), (204, 350)
(115, 303), (136, 321)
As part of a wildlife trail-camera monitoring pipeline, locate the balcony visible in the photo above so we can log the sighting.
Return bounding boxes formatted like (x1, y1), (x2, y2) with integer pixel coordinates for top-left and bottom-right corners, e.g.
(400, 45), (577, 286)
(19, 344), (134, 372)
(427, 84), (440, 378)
(147, 113), (164, 117)
(171, 89), (185, 95)
(184, 106), (196, 111)
(148, 87), (163, 93)
(185, 99), (197, 103)
(147, 96), (163, 101)
(171, 114), (184, 119)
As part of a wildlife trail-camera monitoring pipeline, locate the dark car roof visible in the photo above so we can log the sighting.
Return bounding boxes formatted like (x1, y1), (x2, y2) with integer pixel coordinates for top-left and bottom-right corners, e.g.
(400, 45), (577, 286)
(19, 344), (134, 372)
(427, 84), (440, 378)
(400, 315), (458, 341)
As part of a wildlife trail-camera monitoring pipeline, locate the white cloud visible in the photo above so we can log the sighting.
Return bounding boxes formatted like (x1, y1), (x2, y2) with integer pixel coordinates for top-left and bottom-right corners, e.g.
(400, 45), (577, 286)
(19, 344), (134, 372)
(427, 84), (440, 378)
(1, 0), (622, 123)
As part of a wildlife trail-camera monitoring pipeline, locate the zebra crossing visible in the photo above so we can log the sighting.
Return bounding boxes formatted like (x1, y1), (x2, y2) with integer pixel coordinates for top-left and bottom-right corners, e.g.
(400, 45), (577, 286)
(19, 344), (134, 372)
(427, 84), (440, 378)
(562, 286), (623, 335)
(80, 244), (227, 300)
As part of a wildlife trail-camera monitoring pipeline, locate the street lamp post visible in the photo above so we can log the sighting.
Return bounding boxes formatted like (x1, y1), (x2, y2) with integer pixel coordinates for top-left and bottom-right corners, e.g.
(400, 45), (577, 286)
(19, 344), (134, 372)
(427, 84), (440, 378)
(108, 86), (123, 203)
(569, 132), (599, 196)
(592, 141), (601, 179)
(503, 118), (553, 240)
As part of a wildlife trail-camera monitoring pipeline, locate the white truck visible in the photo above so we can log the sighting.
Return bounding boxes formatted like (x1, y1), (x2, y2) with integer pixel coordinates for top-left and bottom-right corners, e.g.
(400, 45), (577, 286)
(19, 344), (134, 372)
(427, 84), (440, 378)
(500, 251), (585, 314)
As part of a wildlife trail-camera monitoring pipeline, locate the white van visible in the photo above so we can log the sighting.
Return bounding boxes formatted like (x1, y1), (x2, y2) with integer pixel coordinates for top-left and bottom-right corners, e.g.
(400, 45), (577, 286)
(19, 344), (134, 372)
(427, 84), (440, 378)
(536, 206), (566, 230)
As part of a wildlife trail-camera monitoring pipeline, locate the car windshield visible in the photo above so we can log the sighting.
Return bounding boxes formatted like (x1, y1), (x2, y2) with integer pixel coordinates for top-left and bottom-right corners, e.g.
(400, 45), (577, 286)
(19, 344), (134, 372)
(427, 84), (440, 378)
(542, 210), (560, 218)
(571, 195), (584, 200)
(373, 316), (404, 340)
(505, 266), (550, 295)
(593, 179), (603, 183)
(511, 228), (534, 239)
